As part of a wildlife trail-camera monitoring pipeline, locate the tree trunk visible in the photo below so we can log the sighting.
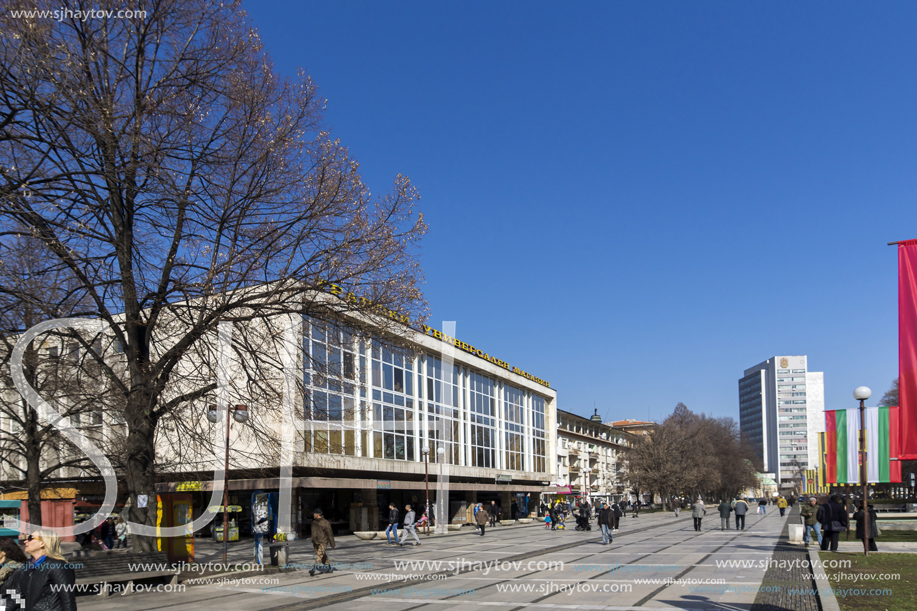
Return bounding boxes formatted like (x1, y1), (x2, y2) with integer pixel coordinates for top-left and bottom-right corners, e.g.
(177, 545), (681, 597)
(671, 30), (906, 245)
(125, 385), (159, 553)
(26, 449), (42, 529)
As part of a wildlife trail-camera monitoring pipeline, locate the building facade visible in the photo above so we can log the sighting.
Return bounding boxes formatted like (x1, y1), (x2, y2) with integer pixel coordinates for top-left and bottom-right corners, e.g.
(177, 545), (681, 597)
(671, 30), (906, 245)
(738, 355), (825, 489)
(555, 409), (632, 504)
(1, 308), (561, 540)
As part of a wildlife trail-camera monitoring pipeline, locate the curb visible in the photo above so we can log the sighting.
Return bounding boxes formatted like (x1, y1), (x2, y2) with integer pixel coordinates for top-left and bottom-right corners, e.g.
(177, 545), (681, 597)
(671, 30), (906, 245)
(809, 549), (841, 611)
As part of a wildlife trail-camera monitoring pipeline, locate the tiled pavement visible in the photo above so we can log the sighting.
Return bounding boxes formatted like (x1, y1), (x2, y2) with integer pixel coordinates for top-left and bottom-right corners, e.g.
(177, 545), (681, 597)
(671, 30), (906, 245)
(79, 508), (824, 610)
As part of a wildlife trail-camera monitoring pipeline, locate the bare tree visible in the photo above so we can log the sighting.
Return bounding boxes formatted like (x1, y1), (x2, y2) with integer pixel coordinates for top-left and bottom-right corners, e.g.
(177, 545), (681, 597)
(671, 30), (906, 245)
(0, 235), (102, 526)
(878, 378), (899, 407)
(624, 403), (758, 506)
(0, 0), (427, 549)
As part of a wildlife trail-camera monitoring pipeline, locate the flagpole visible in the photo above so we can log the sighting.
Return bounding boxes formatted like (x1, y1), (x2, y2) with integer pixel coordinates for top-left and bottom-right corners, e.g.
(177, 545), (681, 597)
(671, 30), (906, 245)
(845, 484), (850, 541)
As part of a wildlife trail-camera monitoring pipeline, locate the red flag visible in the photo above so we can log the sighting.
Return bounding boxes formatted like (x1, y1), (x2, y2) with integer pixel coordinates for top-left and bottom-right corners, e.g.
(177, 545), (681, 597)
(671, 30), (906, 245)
(825, 410), (837, 483)
(899, 240), (917, 459)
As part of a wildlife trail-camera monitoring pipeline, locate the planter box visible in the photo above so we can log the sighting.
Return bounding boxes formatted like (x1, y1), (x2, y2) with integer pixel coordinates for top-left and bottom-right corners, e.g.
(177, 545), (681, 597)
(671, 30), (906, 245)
(518, 519), (533, 524)
(354, 532), (376, 540)
(447, 524), (463, 531)
(499, 520), (516, 526)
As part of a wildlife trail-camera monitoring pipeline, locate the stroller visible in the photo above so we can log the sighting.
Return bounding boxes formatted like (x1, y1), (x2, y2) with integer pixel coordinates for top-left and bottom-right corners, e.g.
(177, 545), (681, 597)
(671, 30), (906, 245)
(574, 513), (591, 531)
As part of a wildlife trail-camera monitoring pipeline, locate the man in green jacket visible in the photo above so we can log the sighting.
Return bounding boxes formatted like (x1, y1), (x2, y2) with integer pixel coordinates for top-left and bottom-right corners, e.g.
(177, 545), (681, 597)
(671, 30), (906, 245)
(799, 497), (823, 546)
(717, 500), (733, 531)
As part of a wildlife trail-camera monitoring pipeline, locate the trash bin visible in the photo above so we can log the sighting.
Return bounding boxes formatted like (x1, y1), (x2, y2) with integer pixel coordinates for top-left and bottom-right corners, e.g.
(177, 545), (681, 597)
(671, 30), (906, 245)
(269, 543), (288, 567)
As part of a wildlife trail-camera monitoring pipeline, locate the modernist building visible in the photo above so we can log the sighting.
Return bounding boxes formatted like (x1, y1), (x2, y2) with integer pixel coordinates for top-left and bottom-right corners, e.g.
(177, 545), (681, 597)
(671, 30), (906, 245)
(0, 303), (561, 540)
(738, 355), (825, 488)
(555, 409), (632, 504)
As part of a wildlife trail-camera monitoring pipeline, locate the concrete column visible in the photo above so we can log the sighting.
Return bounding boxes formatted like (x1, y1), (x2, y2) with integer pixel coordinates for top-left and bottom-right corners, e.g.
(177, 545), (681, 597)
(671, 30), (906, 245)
(412, 353), (420, 461)
(464, 370), (473, 467)
(457, 366), (466, 467)
(523, 390), (532, 473)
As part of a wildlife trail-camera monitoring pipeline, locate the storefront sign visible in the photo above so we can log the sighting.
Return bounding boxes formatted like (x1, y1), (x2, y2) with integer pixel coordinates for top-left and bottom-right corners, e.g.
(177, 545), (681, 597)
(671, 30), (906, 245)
(495, 474), (513, 483)
(377, 480), (391, 490)
(419, 325), (550, 388)
(318, 279), (550, 389)
(175, 481), (201, 492)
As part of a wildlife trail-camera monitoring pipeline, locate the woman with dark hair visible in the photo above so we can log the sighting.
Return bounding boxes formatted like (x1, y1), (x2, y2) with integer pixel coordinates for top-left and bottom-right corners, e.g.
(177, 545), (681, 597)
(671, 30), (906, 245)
(854, 502), (879, 552)
(0, 538), (29, 611)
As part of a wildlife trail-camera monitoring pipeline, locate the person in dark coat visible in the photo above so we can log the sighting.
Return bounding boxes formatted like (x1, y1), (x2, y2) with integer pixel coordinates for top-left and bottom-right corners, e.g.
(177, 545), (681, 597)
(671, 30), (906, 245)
(597, 502), (614, 545)
(717, 500), (733, 530)
(733, 498), (749, 531)
(853, 502), (879, 552)
(385, 503), (400, 544)
(612, 501), (623, 531)
(21, 530), (77, 611)
(490, 500), (499, 527)
(475, 505), (490, 536)
(818, 494), (849, 552)
(0, 538), (28, 611)
(309, 509), (336, 575)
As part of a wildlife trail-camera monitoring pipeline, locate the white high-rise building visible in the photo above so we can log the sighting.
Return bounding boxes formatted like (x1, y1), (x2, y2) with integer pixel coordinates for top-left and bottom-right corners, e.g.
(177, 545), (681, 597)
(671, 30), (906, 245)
(738, 355), (825, 488)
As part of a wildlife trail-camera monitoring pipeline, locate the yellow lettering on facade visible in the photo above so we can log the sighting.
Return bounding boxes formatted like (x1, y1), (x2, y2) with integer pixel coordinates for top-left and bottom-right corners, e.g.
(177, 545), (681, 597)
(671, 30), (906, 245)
(329, 283), (344, 296)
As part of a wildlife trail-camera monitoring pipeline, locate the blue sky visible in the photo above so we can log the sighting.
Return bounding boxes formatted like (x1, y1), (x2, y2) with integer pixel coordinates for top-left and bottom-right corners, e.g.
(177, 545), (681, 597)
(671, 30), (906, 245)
(244, 1), (916, 423)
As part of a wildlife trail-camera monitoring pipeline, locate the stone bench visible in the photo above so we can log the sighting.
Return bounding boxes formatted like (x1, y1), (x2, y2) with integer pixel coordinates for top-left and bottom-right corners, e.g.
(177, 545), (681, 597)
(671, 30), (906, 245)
(72, 551), (179, 596)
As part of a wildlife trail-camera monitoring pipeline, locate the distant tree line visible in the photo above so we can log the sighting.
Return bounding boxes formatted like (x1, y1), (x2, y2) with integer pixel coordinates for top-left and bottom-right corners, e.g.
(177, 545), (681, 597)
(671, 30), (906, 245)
(624, 403), (760, 509)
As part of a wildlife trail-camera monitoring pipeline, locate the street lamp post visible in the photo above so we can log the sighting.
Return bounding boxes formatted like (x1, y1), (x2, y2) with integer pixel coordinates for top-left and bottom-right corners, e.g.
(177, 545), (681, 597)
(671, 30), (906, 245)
(209, 404), (249, 564)
(422, 445), (430, 536)
(854, 386), (871, 557)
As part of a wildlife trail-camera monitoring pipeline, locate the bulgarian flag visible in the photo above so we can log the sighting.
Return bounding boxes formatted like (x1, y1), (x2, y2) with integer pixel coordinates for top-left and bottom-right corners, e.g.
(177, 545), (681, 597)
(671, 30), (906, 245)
(824, 406), (901, 483)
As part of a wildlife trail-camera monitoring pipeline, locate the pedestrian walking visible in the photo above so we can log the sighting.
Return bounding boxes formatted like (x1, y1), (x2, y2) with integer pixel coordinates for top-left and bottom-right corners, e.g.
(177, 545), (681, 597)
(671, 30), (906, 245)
(633, 499), (640, 518)
(115, 516), (128, 549)
(490, 500), (499, 527)
(385, 503), (400, 544)
(818, 494), (848, 552)
(21, 530), (77, 611)
(598, 502), (614, 545)
(733, 497), (748, 531)
(612, 501), (623, 531)
(308, 509), (336, 575)
(476, 504), (490, 536)
(544, 512), (552, 529)
(758, 498), (767, 515)
(853, 502), (879, 552)
(672, 497), (681, 518)
(717, 499), (733, 530)
(0, 538), (28, 611)
(799, 497), (822, 546)
(692, 498), (706, 531)
(777, 496), (788, 517)
(399, 504), (422, 547)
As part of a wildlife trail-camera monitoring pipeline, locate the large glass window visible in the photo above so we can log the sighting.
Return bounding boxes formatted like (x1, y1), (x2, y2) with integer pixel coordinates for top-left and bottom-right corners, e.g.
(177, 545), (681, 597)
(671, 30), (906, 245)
(468, 371), (495, 468)
(532, 395), (546, 473)
(370, 339), (415, 462)
(425, 356), (460, 465)
(304, 318), (358, 455)
(504, 385), (524, 471)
